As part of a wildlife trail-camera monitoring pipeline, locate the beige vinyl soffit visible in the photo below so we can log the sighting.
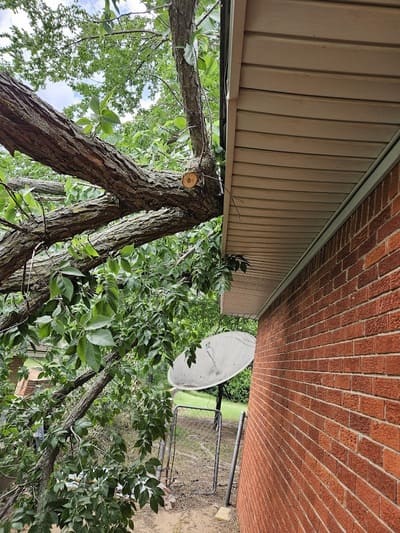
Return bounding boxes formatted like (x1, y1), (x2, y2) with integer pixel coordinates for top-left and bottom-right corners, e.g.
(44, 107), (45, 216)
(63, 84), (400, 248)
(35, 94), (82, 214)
(221, 0), (400, 318)
(256, 132), (400, 319)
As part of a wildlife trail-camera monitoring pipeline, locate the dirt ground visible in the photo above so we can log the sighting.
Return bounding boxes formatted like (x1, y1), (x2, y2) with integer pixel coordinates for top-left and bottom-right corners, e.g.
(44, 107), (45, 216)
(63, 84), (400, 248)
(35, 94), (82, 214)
(132, 491), (239, 532)
(132, 414), (242, 532)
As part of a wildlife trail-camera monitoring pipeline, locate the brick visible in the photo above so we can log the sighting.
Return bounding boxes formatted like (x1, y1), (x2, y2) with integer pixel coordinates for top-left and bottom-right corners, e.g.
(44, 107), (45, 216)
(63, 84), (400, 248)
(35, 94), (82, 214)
(383, 449), (400, 478)
(377, 212), (400, 242)
(370, 421), (400, 450)
(375, 333), (400, 354)
(348, 451), (370, 478)
(385, 356), (400, 375)
(368, 464), (397, 501)
(381, 497), (400, 531)
(388, 311), (400, 332)
(387, 229), (400, 253)
(343, 392), (360, 410)
(340, 428), (358, 451)
(352, 375), (373, 394)
(359, 396), (384, 419)
(358, 437), (383, 466)
(349, 412), (371, 434)
(355, 477), (381, 516)
(374, 377), (400, 400)
(354, 337), (375, 355)
(364, 242), (387, 269)
(358, 265), (378, 289)
(385, 400), (400, 424)
(365, 315), (389, 336)
(346, 492), (370, 531)
(379, 249), (400, 277)
(368, 275), (392, 299)
(360, 356), (386, 374)
(335, 374), (351, 390)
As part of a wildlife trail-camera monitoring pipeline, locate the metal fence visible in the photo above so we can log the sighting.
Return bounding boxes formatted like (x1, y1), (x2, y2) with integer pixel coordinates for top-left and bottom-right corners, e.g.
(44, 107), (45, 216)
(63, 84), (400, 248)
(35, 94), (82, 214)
(161, 405), (246, 503)
(164, 405), (222, 495)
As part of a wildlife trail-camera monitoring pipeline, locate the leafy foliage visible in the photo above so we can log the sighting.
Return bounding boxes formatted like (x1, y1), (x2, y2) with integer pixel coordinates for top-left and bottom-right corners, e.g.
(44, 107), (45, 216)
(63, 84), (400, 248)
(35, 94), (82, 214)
(0, 0), (253, 530)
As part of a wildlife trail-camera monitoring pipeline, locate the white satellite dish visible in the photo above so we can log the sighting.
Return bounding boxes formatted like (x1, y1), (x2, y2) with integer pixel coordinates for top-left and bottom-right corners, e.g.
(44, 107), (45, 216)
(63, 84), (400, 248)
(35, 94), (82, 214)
(168, 331), (255, 390)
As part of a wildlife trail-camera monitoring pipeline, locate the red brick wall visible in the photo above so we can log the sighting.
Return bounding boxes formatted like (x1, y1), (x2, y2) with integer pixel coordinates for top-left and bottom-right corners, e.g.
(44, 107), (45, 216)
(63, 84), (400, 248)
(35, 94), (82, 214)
(237, 165), (400, 532)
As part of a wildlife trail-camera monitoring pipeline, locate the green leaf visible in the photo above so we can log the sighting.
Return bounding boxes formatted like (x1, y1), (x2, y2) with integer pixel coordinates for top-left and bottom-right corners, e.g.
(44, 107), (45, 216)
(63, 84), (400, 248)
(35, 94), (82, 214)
(102, 108), (120, 124)
(107, 257), (119, 274)
(36, 315), (52, 325)
(83, 242), (99, 257)
(49, 275), (61, 298)
(77, 336), (87, 364)
(59, 266), (85, 277)
(85, 315), (113, 330)
(60, 275), (74, 301)
(149, 495), (159, 513)
(85, 341), (101, 372)
(173, 116), (186, 130)
(89, 95), (100, 115)
(86, 328), (115, 346)
(76, 117), (91, 125)
(100, 119), (113, 134)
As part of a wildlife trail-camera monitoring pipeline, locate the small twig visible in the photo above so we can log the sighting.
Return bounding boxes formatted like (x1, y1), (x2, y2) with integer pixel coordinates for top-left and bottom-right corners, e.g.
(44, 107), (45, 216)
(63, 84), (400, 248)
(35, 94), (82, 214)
(196, 1), (219, 28)
(90, 4), (169, 24)
(0, 485), (24, 521)
(26, 241), (44, 295)
(149, 74), (181, 107)
(0, 217), (23, 231)
(0, 182), (32, 219)
(74, 28), (163, 45)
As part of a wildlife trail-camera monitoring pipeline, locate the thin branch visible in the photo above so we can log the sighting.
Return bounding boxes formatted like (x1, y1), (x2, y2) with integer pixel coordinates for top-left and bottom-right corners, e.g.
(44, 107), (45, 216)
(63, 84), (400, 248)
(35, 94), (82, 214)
(0, 182), (31, 219)
(0, 217), (24, 232)
(196, 1), (219, 28)
(74, 28), (162, 45)
(90, 5), (169, 24)
(150, 73), (182, 107)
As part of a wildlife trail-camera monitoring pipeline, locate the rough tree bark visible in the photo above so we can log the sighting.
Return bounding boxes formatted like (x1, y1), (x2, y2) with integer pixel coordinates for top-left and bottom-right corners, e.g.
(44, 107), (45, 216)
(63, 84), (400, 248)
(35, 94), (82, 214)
(0, 73), (220, 218)
(7, 177), (67, 196)
(0, 195), (130, 283)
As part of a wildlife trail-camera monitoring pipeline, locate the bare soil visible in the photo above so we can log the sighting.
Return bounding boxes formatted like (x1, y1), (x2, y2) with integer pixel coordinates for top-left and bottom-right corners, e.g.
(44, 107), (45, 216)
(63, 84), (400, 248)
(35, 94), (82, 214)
(131, 415), (242, 532)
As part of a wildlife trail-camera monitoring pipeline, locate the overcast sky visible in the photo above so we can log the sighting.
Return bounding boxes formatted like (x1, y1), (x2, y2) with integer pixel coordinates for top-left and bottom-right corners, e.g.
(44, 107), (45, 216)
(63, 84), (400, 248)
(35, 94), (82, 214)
(0, 0), (146, 111)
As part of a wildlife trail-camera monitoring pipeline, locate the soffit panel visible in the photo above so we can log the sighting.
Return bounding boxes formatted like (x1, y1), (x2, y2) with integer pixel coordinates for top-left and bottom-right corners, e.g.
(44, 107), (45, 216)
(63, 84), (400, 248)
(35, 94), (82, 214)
(222, 0), (400, 317)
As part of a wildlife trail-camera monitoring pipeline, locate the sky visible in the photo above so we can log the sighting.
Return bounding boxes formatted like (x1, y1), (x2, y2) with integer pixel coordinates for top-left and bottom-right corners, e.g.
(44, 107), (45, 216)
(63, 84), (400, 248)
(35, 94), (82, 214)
(0, 0), (148, 111)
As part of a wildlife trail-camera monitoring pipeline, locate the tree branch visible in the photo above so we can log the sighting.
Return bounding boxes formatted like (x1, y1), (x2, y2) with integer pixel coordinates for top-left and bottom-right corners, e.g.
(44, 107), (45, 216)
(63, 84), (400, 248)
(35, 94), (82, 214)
(73, 28), (162, 45)
(0, 194), (129, 284)
(169, 0), (213, 169)
(0, 72), (220, 219)
(0, 207), (202, 330)
(7, 177), (66, 197)
(36, 361), (117, 514)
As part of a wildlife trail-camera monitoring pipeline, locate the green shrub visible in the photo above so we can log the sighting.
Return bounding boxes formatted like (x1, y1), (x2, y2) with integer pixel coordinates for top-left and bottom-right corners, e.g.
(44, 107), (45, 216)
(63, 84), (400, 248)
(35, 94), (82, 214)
(205, 366), (252, 404)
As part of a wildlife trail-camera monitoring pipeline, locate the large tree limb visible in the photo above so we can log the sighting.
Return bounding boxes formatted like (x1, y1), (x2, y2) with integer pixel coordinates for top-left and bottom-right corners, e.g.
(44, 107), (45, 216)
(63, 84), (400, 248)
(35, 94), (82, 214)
(0, 194), (129, 284)
(0, 207), (200, 331)
(1, 207), (191, 294)
(0, 72), (220, 219)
